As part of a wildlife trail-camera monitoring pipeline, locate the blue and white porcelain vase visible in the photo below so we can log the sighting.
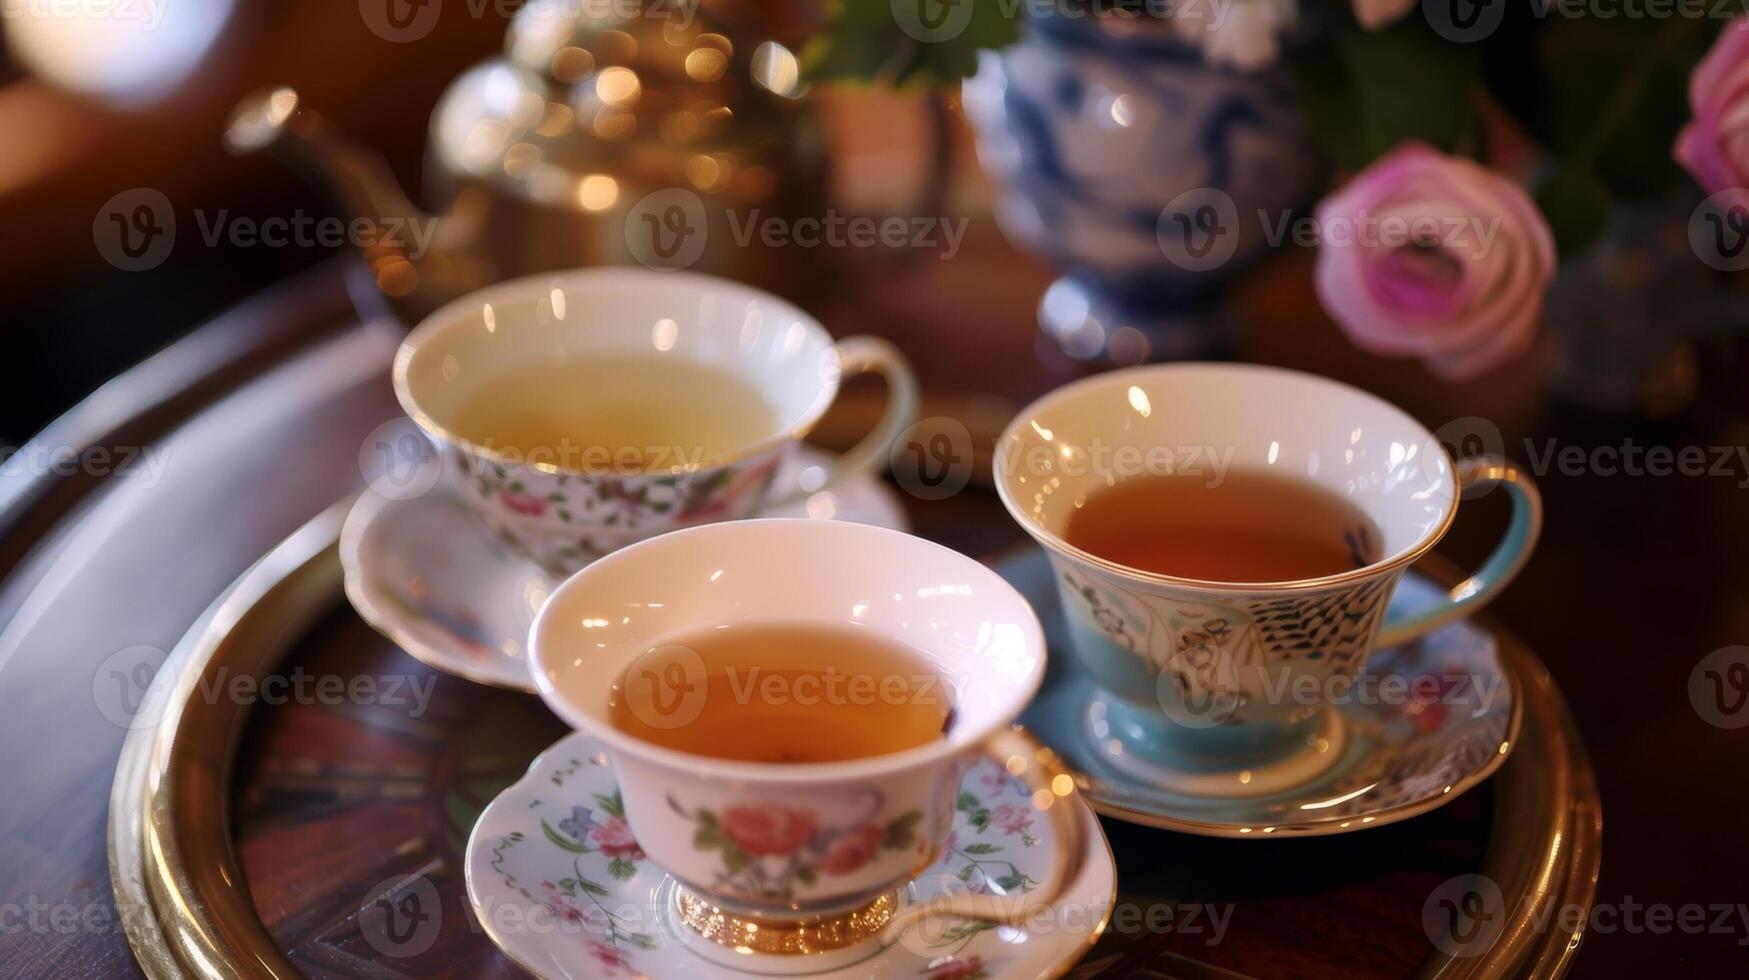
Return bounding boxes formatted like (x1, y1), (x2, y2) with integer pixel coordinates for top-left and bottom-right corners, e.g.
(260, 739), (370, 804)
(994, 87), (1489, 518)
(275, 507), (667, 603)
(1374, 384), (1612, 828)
(963, 10), (1323, 362)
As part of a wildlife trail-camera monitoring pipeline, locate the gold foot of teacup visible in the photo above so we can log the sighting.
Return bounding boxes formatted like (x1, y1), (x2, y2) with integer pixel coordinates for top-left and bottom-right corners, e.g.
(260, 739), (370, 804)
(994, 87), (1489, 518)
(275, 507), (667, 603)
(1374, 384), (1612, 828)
(669, 885), (899, 974)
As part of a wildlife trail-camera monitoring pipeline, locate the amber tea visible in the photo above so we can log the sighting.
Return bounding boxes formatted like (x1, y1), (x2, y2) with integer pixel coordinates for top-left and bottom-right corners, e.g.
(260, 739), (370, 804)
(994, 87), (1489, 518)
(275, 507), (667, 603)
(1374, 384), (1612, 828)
(1063, 469), (1378, 583)
(609, 623), (953, 764)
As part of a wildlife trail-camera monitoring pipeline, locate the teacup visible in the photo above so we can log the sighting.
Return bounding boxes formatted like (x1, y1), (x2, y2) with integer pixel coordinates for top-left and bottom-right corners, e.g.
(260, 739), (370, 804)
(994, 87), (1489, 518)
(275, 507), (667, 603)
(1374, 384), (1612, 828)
(528, 518), (1084, 963)
(394, 268), (917, 579)
(995, 363), (1542, 797)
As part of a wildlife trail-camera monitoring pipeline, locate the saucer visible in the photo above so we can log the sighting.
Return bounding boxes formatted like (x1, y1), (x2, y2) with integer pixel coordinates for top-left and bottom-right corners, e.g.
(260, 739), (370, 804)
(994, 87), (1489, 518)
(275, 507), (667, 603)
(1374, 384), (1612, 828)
(465, 731), (1117, 979)
(341, 448), (910, 691)
(1003, 548), (1522, 837)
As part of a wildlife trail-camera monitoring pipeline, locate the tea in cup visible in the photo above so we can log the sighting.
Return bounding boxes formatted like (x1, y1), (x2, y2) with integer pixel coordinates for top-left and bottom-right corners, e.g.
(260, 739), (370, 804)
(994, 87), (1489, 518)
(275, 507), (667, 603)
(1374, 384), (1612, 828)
(394, 268), (918, 578)
(995, 363), (1541, 796)
(528, 518), (1084, 964)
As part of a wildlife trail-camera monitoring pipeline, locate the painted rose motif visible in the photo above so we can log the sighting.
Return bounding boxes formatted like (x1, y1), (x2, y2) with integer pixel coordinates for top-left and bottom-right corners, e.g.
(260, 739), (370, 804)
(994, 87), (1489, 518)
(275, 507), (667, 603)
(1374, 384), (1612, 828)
(584, 938), (630, 973)
(1677, 17), (1749, 202)
(1312, 142), (1555, 381)
(551, 793), (643, 881)
(498, 489), (548, 517)
(820, 823), (886, 875)
(990, 804), (1033, 837)
(722, 804), (820, 857)
(682, 799), (923, 901)
(588, 815), (645, 861)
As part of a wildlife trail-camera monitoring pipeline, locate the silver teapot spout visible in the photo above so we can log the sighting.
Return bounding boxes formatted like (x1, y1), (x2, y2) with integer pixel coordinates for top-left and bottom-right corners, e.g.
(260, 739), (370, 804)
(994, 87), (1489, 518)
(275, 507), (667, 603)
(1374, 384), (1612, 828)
(225, 86), (482, 323)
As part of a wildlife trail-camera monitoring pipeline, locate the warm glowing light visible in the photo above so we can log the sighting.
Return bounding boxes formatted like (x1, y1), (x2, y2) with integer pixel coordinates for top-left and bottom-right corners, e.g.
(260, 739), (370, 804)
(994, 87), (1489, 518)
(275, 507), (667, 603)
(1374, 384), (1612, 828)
(685, 47), (728, 82)
(595, 67), (640, 104)
(752, 41), (802, 98)
(1127, 385), (1151, 418)
(577, 174), (619, 212)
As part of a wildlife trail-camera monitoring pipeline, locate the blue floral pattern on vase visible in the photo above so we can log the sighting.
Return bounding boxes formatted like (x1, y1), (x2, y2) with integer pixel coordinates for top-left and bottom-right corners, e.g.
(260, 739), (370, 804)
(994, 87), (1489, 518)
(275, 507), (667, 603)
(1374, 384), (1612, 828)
(963, 11), (1323, 361)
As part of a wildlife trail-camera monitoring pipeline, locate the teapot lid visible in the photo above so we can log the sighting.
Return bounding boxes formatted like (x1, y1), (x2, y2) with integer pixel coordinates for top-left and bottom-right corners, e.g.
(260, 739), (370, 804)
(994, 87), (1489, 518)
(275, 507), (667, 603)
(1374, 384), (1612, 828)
(430, 0), (807, 210)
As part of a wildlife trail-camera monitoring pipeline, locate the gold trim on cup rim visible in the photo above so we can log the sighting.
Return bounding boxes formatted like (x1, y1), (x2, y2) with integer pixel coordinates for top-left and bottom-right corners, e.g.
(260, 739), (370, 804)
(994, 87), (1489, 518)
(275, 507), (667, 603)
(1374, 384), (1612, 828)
(991, 363), (1464, 593)
(390, 268), (841, 477)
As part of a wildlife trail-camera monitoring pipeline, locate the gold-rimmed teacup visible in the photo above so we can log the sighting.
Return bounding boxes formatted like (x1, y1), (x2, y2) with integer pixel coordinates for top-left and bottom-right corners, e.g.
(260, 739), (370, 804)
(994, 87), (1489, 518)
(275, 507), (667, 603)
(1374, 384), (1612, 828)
(528, 518), (1087, 967)
(995, 363), (1542, 797)
(394, 268), (917, 579)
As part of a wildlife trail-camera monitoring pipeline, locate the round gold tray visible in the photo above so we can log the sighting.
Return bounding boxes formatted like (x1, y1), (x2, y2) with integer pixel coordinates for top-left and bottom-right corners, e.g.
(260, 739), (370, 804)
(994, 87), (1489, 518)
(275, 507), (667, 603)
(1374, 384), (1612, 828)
(109, 501), (1600, 978)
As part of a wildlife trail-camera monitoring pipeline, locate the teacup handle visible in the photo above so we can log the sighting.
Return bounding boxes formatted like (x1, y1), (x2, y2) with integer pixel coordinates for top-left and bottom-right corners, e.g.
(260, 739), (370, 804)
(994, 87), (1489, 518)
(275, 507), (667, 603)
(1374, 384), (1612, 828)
(882, 727), (1086, 940)
(1375, 456), (1543, 649)
(766, 336), (919, 507)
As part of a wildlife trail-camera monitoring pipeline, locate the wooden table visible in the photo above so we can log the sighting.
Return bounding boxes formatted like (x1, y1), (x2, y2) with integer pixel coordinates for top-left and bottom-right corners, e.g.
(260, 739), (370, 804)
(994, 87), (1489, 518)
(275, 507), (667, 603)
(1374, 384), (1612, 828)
(0, 236), (1740, 976)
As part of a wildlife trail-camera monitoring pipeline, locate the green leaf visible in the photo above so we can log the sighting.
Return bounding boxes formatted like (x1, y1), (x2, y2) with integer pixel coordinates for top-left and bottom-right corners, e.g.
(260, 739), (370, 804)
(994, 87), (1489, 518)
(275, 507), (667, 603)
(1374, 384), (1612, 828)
(1535, 164), (1612, 258)
(722, 844), (751, 873)
(595, 792), (625, 818)
(955, 792), (980, 811)
(995, 871), (1025, 891)
(802, 0), (1021, 88)
(961, 843), (1001, 855)
(541, 820), (589, 854)
(883, 810), (923, 849)
(624, 932), (660, 950)
(796, 865), (818, 886)
(608, 857), (637, 881)
(1526, 16), (1714, 200)
(1288, 22), (1480, 170)
(957, 863), (979, 883)
(577, 877), (611, 897)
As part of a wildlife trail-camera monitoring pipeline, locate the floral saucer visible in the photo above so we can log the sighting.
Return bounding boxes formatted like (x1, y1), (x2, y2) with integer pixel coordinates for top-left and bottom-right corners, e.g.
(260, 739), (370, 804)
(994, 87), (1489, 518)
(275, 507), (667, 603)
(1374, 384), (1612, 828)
(1002, 548), (1522, 837)
(464, 732), (1117, 979)
(341, 448), (910, 691)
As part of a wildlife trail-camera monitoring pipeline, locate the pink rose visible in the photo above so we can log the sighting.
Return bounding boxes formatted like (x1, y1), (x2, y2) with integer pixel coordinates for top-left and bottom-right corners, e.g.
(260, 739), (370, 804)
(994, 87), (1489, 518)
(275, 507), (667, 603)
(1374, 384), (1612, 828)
(588, 816), (644, 860)
(991, 803), (1033, 836)
(722, 804), (819, 857)
(1313, 143), (1555, 381)
(1676, 17), (1749, 202)
(820, 823), (885, 875)
(499, 489), (547, 517)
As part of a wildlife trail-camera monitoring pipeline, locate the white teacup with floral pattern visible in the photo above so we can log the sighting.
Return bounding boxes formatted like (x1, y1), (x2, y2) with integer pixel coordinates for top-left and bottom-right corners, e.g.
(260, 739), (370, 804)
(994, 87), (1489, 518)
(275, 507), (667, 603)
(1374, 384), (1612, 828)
(528, 518), (1086, 963)
(394, 268), (917, 579)
(996, 364), (1542, 798)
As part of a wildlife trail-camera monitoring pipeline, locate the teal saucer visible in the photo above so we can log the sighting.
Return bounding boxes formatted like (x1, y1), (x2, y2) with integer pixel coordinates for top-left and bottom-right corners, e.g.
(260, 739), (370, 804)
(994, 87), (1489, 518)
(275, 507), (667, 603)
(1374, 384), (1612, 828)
(1002, 548), (1521, 837)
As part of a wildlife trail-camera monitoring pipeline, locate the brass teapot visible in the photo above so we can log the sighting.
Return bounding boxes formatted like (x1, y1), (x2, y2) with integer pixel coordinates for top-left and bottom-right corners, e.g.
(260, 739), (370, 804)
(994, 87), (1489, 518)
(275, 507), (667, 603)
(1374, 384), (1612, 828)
(227, 0), (828, 323)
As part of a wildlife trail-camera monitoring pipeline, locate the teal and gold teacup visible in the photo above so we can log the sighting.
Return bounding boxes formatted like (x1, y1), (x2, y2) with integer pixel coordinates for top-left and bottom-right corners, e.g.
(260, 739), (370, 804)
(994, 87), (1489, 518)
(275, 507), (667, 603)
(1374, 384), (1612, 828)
(995, 364), (1541, 797)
